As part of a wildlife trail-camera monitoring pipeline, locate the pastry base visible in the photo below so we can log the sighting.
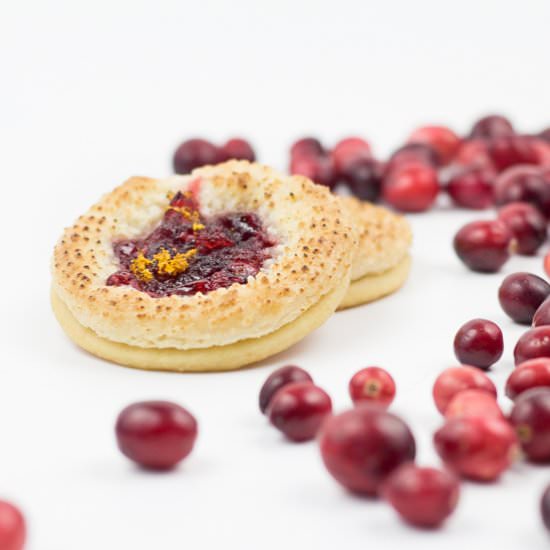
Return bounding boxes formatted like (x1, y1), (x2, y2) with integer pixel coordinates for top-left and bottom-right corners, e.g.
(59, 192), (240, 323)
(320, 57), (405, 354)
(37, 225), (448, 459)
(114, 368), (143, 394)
(337, 254), (411, 311)
(51, 279), (349, 372)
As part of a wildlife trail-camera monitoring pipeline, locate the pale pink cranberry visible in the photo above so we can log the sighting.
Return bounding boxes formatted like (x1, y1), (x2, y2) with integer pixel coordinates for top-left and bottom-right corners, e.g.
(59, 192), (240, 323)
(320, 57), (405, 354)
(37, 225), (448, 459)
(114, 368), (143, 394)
(453, 318), (503, 370)
(331, 137), (371, 174)
(514, 327), (550, 365)
(506, 358), (550, 400)
(444, 389), (504, 420)
(453, 139), (494, 169)
(498, 202), (547, 255)
(290, 154), (335, 188)
(219, 138), (255, 162)
(446, 167), (495, 209)
(348, 367), (396, 409)
(469, 114), (515, 139)
(173, 138), (220, 173)
(408, 125), (461, 164)
(0, 501), (26, 550)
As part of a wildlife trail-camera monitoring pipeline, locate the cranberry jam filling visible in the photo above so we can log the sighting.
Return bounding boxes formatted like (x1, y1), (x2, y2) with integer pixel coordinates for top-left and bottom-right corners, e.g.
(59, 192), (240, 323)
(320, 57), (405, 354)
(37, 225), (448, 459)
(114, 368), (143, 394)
(106, 190), (276, 297)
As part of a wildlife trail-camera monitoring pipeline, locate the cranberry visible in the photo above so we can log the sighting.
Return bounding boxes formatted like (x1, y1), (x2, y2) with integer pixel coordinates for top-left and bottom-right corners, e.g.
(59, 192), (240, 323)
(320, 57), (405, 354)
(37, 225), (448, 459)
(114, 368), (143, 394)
(453, 318), (503, 370)
(494, 165), (550, 217)
(453, 139), (494, 169)
(488, 136), (538, 172)
(446, 167), (495, 209)
(382, 162), (440, 212)
(540, 128), (550, 143)
(498, 202), (547, 255)
(387, 143), (440, 169)
(382, 464), (460, 528)
(534, 299), (550, 327)
(542, 484), (550, 531)
(469, 114), (515, 139)
(432, 366), (497, 414)
(290, 137), (325, 158)
(0, 501), (25, 550)
(268, 382), (332, 442)
(506, 358), (550, 400)
(498, 272), (550, 325)
(290, 154), (335, 188)
(319, 407), (416, 495)
(514, 326), (550, 365)
(453, 220), (513, 273)
(219, 138), (255, 162)
(444, 389), (504, 420)
(115, 401), (198, 470)
(408, 125), (461, 165)
(348, 367), (396, 409)
(340, 158), (382, 202)
(530, 138), (550, 166)
(331, 137), (371, 174)
(173, 138), (220, 174)
(510, 387), (550, 462)
(434, 416), (518, 481)
(545, 253), (550, 279)
(259, 365), (313, 414)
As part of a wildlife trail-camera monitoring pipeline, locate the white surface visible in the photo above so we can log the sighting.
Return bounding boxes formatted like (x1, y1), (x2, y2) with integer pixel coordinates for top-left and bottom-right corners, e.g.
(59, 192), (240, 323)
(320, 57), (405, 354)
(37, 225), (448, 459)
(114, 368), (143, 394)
(2, 0), (550, 548)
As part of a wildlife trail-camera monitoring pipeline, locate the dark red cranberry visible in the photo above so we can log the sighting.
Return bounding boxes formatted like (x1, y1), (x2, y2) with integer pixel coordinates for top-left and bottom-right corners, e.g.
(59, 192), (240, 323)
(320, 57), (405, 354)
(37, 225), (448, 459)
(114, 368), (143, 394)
(115, 401), (198, 470)
(341, 158), (383, 201)
(408, 125), (461, 165)
(267, 382), (332, 442)
(331, 137), (371, 174)
(446, 166), (495, 209)
(498, 272), (550, 325)
(290, 137), (325, 158)
(510, 387), (550, 462)
(382, 162), (440, 212)
(0, 501), (25, 550)
(432, 366), (497, 414)
(259, 365), (313, 414)
(541, 484), (550, 531)
(318, 407), (416, 495)
(469, 114), (515, 139)
(488, 136), (538, 172)
(514, 326), (550, 365)
(444, 389), (504, 420)
(434, 416), (518, 481)
(498, 202), (547, 255)
(387, 143), (440, 169)
(290, 154), (335, 188)
(173, 138), (220, 174)
(453, 139), (494, 169)
(382, 464), (460, 528)
(494, 165), (550, 217)
(506, 358), (550, 400)
(219, 138), (255, 162)
(348, 367), (396, 409)
(453, 220), (513, 273)
(534, 299), (550, 327)
(453, 318), (503, 370)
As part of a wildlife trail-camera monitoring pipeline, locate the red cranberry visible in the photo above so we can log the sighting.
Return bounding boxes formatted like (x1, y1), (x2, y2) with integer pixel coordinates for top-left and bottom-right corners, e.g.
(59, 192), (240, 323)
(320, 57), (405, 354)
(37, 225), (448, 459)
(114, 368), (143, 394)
(514, 326), (550, 365)
(290, 137), (325, 158)
(530, 138), (550, 166)
(173, 138), (220, 174)
(382, 464), (460, 528)
(340, 158), (382, 202)
(290, 154), (335, 188)
(498, 272), (550, 325)
(453, 220), (513, 273)
(432, 366), (497, 414)
(408, 125), (461, 165)
(494, 165), (550, 218)
(488, 136), (538, 172)
(382, 162), (440, 212)
(545, 253), (550, 279)
(446, 167), (495, 209)
(268, 382), (332, 442)
(319, 407), (416, 495)
(453, 318), (503, 370)
(331, 137), (371, 174)
(444, 389), (504, 420)
(540, 128), (550, 143)
(115, 401), (198, 470)
(434, 416), (518, 481)
(469, 114), (515, 139)
(510, 387), (550, 462)
(0, 501), (25, 550)
(498, 202), (547, 255)
(453, 139), (494, 169)
(506, 358), (550, 400)
(387, 143), (440, 169)
(219, 138), (255, 162)
(541, 484), (550, 531)
(259, 365), (313, 414)
(534, 299), (550, 327)
(348, 367), (396, 409)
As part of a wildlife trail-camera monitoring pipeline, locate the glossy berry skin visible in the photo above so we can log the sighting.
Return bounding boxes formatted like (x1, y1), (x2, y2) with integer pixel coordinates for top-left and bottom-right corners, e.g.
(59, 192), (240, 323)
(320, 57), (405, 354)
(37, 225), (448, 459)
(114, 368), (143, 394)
(348, 367), (396, 409)
(505, 358), (550, 400)
(115, 401), (198, 470)
(173, 138), (220, 174)
(510, 387), (550, 462)
(319, 407), (416, 495)
(488, 136), (538, 172)
(514, 327), (550, 365)
(534, 299), (550, 328)
(541, 484), (550, 531)
(259, 365), (313, 414)
(432, 366), (497, 414)
(0, 501), (26, 550)
(331, 137), (371, 174)
(469, 114), (515, 139)
(453, 318), (503, 370)
(446, 167), (495, 209)
(382, 162), (440, 212)
(340, 158), (383, 202)
(290, 137), (325, 158)
(219, 138), (255, 162)
(290, 154), (335, 188)
(268, 382), (332, 442)
(387, 143), (440, 169)
(453, 220), (513, 273)
(382, 464), (460, 528)
(498, 202), (547, 255)
(408, 125), (461, 165)
(444, 389), (504, 420)
(498, 272), (550, 325)
(434, 416), (518, 481)
(453, 139), (494, 169)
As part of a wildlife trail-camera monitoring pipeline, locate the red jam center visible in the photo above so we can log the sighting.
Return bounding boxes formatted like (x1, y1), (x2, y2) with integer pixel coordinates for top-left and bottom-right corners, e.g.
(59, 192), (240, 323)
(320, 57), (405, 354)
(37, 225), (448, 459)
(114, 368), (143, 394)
(106, 191), (275, 297)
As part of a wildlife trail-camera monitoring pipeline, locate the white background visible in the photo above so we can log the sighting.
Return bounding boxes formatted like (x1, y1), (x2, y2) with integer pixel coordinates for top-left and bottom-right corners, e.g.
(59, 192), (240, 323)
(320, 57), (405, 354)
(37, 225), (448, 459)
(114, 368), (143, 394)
(2, 0), (550, 548)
